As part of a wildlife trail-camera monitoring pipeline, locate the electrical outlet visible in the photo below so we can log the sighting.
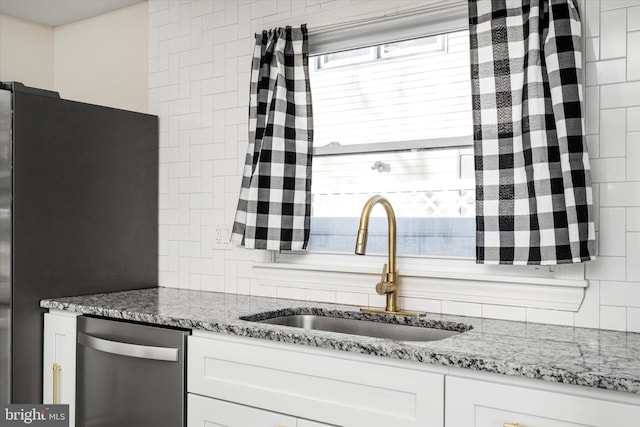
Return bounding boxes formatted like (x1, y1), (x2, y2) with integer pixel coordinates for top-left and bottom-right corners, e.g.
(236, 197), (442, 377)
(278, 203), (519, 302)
(213, 224), (232, 250)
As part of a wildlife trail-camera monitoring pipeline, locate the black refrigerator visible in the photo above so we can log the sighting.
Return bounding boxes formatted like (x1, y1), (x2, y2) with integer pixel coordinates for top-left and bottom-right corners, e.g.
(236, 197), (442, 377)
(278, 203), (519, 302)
(0, 82), (158, 404)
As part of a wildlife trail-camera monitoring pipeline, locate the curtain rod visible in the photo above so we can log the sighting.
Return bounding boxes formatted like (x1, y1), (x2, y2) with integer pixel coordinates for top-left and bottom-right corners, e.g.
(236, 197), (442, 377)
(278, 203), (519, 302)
(307, 1), (467, 37)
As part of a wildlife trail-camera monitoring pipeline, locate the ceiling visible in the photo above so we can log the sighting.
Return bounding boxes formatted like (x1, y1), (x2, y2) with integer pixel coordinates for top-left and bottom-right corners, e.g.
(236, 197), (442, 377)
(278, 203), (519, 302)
(0, 0), (145, 27)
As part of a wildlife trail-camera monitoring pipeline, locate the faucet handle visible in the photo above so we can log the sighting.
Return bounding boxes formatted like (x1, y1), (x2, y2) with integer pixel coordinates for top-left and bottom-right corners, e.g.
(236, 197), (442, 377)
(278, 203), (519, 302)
(380, 263), (388, 281)
(376, 264), (397, 295)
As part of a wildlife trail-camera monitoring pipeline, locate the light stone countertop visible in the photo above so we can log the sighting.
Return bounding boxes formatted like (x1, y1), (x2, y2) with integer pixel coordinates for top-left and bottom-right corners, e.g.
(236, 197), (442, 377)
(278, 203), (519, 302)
(41, 287), (640, 395)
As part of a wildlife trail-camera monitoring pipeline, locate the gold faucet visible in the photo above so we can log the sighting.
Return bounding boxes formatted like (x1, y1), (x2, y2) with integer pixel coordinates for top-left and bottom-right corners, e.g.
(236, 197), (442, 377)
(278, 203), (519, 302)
(355, 195), (425, 317)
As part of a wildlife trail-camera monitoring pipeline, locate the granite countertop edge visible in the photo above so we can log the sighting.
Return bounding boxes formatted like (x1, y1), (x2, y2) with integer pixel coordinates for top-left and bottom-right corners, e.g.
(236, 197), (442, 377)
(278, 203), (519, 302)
(40, 287), (640, 396)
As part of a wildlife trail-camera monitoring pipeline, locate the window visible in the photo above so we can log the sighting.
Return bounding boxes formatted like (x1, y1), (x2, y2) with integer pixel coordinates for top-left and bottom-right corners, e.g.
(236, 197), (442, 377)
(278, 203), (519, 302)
(307, 30), (474, 258)
(266, 3), (586, 310)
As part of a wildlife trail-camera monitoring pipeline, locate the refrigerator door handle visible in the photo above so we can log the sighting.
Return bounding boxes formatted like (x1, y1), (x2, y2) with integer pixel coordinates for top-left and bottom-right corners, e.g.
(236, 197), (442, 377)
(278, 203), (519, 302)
(77, 332), (179, 362)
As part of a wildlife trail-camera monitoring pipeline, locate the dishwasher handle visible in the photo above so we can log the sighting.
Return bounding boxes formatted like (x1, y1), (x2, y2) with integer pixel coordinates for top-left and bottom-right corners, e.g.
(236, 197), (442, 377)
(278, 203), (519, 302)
(77, 332), (180, 362)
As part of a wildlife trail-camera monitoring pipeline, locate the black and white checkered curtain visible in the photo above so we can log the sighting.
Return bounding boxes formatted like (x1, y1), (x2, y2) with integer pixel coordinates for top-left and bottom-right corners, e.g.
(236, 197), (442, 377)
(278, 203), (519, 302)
(469, 0), (595, 265)
(231, 25), (313, 250)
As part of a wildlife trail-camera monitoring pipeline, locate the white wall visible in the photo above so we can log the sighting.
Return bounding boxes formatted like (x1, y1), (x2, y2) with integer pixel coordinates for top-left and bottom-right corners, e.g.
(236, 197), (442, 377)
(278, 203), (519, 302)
(54, 2), (149, 112)
(150, 0), (640, 332)
(0, 3), (148, 112)
(0, 13), (54, 90)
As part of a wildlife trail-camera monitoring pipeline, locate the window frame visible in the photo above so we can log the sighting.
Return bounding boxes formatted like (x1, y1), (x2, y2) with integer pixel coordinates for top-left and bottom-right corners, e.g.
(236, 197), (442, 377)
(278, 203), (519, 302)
(258, 0), (588, 312)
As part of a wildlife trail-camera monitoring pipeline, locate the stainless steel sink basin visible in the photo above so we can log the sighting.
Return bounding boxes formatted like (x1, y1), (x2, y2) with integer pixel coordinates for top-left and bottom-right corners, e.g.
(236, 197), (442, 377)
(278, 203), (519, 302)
(256, 314), (463, 342)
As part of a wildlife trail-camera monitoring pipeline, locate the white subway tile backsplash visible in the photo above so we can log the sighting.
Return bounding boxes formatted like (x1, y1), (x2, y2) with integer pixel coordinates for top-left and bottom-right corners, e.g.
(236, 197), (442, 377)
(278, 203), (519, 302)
(336, 292), (369, 307)
(237, 277), (251, 295)
(628, 32), (640, 81)
(601, 8), (627, 59)
(250, 0), (278, 18)
(586, 255), (627, 280)
(585, 86), (600, 134)
(585, 0), (600, 37)
(481, 304), (526, 322)
(191, 0), (214, 17)
(277, 0), (291, 13)
(526, 308), (574, 327)
(586, 58), (626, 86)
(628, 207), (640, 231)
(402, 297), (442, 314)
(150, 8), (170, 28)
(149, 70), (170, 88)
(587, 134), (600, 158)
(628, 307), (640, 332)
(306, 289), (337, 304)
(600, 182), (640, 206)
(367, 293), (387, 309)
(601, 81), (640, 108)
(574, 280), (600, 329)
(599, 208), (626, 256)
(149, 0), (168, 14)
(601, 0), (639, 11)
(628, 132), (640, 181)
(585, 37), (600, 62)
(600, 305), (627, 330)
(601, 280), (640, 306)
(593, 183), (600, 232)
(627, 232), (640, 281)
(590, 157), (626, 182)
(250, 280), (277, 297)
(628, 107), (640, 132)
(442, 301), (482, 317)
(599, 108), (626, 157)
(629, 6), (640, 31)
(201, 275), (225, 293)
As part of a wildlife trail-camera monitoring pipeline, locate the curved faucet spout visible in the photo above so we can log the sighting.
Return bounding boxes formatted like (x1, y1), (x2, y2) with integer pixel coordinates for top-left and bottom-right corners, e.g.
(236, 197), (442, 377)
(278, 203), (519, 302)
(354, 195), (397, 270)
(355, 195), (398, 313)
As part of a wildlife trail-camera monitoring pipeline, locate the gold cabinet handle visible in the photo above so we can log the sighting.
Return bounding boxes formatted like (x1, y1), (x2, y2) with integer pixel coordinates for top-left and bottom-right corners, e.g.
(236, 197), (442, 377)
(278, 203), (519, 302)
(504, 423), (521, 427)
(52, 363), (62, 404)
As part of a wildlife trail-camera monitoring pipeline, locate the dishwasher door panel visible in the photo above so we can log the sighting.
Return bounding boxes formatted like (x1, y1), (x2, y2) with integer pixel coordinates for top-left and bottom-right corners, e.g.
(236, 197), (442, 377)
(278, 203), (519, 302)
(76, 316), (188, 427)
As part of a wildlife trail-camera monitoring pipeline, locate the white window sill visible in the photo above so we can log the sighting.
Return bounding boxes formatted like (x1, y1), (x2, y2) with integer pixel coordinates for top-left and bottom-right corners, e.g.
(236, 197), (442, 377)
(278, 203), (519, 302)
(252, 257), (588, 312)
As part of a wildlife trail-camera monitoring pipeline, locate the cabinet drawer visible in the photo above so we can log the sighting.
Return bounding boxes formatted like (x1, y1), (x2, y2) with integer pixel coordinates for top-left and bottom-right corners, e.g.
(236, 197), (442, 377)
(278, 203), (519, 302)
(188, 394), (297, 427)
(188, 334), (444, 427)
(446, 376), (640, 427)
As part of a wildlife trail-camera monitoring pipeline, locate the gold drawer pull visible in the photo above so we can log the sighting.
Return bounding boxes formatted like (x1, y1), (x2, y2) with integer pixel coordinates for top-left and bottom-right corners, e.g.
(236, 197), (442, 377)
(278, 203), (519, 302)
(52, 363), (62, 404)
(504, 423), (521, 427)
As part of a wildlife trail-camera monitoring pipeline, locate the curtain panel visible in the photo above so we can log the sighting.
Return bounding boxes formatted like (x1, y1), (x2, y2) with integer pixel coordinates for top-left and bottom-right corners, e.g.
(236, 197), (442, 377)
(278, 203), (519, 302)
(469, 0), (595, 265)
(231, 25), (313, 251)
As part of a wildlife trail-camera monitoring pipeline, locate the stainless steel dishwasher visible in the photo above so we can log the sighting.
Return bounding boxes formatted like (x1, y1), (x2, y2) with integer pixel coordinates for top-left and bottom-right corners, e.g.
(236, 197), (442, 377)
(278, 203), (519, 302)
(76, 316), (189, 427)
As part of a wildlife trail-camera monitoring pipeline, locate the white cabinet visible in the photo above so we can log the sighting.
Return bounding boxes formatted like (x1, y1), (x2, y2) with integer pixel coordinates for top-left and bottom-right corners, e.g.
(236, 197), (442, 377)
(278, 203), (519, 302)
(41, 312), (640, 427)
(188, 394), (334, 427)
(43, 310), (80, 427)
(187, 332), (445, 427)
(445, 375), (640, 427)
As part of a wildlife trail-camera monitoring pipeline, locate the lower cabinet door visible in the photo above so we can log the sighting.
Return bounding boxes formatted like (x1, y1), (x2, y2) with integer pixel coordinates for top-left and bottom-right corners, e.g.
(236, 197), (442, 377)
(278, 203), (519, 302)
(188, 393), (297, 427)
(188, 334), (444, 426)
(43, 311), (79, 427)
(445, 375), (640, 427)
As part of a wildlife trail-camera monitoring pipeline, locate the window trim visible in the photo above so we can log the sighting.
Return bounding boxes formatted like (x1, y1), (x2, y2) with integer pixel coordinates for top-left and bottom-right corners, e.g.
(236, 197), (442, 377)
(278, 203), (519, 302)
(313, 136), (473, 156)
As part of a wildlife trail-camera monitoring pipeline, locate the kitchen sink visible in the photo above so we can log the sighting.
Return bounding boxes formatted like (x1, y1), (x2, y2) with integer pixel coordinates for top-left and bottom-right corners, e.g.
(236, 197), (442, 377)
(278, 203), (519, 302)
(253, 313), (466, 342)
